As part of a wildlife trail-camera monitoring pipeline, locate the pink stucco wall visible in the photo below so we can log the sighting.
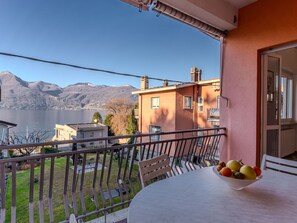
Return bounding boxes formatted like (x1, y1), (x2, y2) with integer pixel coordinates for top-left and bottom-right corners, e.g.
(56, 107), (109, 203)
(220, 0), (297, 165)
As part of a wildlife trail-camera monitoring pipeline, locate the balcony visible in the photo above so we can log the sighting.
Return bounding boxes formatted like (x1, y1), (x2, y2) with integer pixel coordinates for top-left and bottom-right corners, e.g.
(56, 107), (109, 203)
(0, 127), (225, 223)
(207, 108), (220, 126)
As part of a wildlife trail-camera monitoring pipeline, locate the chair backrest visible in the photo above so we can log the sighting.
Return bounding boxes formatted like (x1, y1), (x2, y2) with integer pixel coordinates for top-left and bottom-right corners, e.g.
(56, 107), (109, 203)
(139, 154), (172, 188)
(261, 154), (297, 175)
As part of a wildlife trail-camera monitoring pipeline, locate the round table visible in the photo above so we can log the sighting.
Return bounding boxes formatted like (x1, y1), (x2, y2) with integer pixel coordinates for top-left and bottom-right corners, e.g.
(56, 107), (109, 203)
(128, 167), (297, 223)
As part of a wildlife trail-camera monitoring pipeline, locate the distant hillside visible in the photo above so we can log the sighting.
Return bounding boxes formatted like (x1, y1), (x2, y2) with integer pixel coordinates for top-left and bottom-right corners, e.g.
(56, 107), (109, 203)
(0, 71), (138, 110)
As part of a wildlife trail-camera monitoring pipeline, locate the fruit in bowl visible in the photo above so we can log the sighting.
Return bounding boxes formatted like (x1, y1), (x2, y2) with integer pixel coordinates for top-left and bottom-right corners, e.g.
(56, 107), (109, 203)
(213, 159), (262, 190)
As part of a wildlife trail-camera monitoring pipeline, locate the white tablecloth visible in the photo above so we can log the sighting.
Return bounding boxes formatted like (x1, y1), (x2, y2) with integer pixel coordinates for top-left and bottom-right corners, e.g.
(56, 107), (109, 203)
(128, 167), (297, 223)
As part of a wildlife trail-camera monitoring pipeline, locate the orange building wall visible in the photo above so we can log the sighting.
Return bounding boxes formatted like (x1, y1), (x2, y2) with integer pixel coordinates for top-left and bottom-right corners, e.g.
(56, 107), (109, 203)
(139, 90), (177, 134)
(175, 86), (196, 131)
(221, 0), (297, 165)
(197, 85), (220, 129)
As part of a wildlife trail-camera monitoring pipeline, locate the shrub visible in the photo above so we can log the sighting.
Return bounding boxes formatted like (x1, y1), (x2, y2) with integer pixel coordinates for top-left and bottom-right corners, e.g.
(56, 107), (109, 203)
(8, 150), (14, 158)
(41, 147), (59, 154)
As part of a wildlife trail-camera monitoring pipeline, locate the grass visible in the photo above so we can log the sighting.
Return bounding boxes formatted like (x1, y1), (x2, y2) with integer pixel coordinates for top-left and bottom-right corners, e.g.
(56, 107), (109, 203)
(5, 154), (141, 223)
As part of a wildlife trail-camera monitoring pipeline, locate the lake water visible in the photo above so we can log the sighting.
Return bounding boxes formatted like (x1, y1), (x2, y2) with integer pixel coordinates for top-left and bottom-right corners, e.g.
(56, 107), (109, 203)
(0, 109), (106, 137)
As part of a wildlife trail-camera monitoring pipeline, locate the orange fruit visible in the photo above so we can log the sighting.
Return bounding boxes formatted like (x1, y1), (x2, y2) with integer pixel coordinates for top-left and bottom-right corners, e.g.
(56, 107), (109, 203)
(220, 167), (232, 177)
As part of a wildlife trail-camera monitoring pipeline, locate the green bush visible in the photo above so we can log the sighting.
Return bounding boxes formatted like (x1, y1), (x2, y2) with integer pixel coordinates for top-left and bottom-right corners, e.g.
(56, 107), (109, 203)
(41, 147), (59, 154)
(8, 150), (14, 158)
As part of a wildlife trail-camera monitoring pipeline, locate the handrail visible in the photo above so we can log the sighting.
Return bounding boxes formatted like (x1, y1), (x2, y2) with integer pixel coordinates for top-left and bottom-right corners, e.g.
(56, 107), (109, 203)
(0, 127), (226, 223)
(0, 127), (226, 150)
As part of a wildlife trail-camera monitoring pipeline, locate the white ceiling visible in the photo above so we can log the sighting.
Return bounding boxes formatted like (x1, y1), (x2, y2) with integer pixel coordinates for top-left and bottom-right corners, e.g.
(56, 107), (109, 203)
(224, 0), (257, 9)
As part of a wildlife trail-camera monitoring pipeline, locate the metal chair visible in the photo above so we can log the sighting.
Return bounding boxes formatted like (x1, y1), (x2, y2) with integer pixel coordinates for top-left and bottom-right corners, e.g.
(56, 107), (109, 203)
(139, 154), (172, 188)
(261, 154), (297, 175)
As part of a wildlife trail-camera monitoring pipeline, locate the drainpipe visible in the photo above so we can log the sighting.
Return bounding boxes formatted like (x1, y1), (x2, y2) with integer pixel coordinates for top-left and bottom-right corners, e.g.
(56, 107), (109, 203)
(192, 85), (196, 129)
(140, 95), (142, 134)
(220, 37), (229, 107)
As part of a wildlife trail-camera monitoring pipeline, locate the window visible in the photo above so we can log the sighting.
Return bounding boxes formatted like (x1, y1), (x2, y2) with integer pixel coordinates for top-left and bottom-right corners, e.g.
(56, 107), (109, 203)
(183, 96), (193, 109)
(216, 96), (220, 109)
(151, 97), (160, 109)
(281, 73), (293, 120)
(198, 96), (204, 113)
(149, 125), (161, 141)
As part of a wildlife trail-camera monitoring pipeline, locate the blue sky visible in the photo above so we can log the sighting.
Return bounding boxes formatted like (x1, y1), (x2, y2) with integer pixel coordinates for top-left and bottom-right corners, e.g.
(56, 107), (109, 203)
(0, 0), (220, 88)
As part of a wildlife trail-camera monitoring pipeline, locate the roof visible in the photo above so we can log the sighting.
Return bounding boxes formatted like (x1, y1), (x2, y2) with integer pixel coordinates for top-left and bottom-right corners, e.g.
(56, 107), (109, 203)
(57, 123), (106, 131)
(0, 120), (17, 127)
(132, 78), (220, 95)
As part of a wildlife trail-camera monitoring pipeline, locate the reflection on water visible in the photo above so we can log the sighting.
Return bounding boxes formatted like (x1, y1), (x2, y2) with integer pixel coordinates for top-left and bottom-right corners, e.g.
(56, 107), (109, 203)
(0, 109), (106, 137)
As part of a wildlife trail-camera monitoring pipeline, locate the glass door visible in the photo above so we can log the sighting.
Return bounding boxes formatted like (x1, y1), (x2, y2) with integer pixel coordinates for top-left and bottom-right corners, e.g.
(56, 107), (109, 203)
(262, 54), (282, 157)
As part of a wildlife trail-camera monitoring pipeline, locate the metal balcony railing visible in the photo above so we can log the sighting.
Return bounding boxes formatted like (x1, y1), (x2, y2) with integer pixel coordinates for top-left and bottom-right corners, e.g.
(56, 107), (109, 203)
(0, 127), (226, 223)
(207, 108), (220, 120)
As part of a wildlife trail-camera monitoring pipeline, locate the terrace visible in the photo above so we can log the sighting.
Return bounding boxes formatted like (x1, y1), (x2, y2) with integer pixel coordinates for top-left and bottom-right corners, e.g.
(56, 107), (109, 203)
(0, 127), (225, 222)
(2, 0), (297, 222)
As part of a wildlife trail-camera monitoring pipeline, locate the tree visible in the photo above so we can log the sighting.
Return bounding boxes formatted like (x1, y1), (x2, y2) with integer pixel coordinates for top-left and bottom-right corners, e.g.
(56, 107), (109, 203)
(92, 111), (103, 124)
(126, 109), (138, 135)
(8, 130), (50, 156)
(104, 113), (114, 136)
(104, 113), (113, 126)
(104, 98), (134, 135)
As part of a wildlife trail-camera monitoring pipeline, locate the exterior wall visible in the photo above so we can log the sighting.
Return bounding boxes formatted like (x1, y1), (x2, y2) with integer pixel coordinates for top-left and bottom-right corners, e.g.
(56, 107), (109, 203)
(0, 124), (7, 143)
(139, 84), (220, 133)
(53, 125), (77, 141)
(197, 84), (220, 128)
(78, 127), (108, 147)
(221, 0), (297, 165)
(175, 86), (196, 130)
(139, 91), (177, 134)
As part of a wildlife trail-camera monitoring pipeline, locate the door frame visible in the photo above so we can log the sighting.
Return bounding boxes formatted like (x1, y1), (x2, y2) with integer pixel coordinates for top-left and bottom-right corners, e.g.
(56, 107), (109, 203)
(261, 53), (282, 157)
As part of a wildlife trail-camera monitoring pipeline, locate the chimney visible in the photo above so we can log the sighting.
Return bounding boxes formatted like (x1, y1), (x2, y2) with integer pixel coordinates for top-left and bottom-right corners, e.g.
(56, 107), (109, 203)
(190, 67), (202, 82)
(141, 76), (149, 90)
(163, 80), (169, 87)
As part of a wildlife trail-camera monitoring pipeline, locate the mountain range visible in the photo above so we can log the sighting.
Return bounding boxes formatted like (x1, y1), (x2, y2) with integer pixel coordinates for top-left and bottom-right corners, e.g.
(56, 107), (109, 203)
(0, 71), (138, 110)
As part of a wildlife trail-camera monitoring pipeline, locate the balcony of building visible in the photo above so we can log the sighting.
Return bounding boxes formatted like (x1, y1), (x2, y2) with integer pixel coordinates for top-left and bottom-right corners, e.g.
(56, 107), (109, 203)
(0, 127), (225, 223)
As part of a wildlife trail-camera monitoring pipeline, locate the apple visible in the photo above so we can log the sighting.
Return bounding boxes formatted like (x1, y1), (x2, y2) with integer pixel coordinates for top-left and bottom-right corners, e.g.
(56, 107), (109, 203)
(226, 160), (242, 172)
(220, 167), (232, 177)
(253, 166), (262, 177)
(240, 165), (257, 180)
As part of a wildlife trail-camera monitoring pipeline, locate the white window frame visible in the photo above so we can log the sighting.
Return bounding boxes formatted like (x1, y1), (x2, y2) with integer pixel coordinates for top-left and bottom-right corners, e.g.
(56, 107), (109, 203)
(198, 96), (204, 113)
(151, 97), (160, 109)
(183, 96), (193, 109)
(216, 96), (220, 109)
(281, 71), (293, 121)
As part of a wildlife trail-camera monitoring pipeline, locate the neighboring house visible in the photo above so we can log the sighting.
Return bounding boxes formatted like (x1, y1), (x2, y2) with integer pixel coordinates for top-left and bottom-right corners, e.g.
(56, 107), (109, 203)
(124, 0), (297, 166)
(0, 120), (17, 144)
(52, 123), (108, 148)
(132, 67), (220, 135)
(0, 120), (17, 157)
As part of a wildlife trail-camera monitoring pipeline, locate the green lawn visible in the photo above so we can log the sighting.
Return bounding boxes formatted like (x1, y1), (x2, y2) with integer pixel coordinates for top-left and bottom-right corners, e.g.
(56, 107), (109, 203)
(5, 154), (141, 223)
